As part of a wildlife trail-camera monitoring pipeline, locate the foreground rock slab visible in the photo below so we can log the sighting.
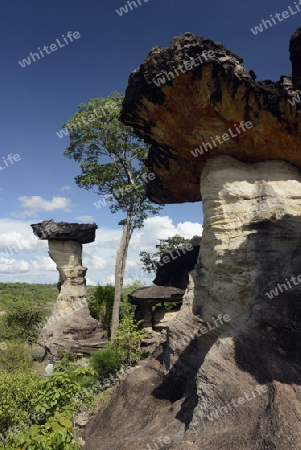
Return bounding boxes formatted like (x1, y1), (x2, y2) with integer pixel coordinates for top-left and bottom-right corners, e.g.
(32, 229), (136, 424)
(31, 220), (106, 357)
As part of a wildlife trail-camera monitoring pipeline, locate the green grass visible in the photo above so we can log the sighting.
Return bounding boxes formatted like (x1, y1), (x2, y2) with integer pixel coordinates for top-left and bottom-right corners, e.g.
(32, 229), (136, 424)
(0, 283), (97, 310)
(0, 283), (58, 310)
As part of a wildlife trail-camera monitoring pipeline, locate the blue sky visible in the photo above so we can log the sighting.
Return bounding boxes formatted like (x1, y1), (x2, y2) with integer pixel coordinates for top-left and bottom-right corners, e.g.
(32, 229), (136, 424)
(0, 0), (298, 285)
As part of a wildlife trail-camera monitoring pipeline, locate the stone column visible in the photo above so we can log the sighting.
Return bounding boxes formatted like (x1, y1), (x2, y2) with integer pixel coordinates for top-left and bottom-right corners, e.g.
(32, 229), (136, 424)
(31, 220), (107, 357)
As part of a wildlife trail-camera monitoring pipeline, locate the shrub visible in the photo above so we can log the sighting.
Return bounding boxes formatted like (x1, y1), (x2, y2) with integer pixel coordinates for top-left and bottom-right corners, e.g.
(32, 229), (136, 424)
(15, 413), (79, 450)
(90, 345), (125, 378)
(0, 371), (40, 440)
(114, 316), (147, 364)
(0, 302), (48, 345)
(87, 285), (115, 330)
(0, 341), (33, 373)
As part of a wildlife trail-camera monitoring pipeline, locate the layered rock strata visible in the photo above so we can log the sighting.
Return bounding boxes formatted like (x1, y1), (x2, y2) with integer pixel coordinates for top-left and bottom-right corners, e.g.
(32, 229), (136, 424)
(31, 220), (106, 357)
(84, 156), (301, 450)
(83, 29), (301, 450)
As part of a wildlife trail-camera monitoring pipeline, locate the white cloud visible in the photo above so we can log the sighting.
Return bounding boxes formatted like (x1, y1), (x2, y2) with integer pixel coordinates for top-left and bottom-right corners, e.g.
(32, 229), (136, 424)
(0, 259), (30, 274)
(76, 215), (95, 223)
(0, 216), (202, 285)
(59, 186), (71, 192)
(12, 196), (73, 218)
(131, 216), (202, 252)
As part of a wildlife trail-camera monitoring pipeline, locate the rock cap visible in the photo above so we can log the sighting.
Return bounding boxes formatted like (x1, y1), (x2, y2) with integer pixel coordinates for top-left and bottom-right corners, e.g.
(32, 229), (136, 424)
(121, 31), (301, 204)
(31, 220), (98, 244)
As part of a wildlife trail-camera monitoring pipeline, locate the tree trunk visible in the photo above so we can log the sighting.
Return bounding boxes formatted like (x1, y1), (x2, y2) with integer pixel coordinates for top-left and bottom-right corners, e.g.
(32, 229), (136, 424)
(111, 213), (132, 341)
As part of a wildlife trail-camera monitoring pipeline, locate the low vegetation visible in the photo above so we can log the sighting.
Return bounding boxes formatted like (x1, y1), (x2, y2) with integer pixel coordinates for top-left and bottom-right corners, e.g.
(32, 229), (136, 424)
(0, 282), (147, 450)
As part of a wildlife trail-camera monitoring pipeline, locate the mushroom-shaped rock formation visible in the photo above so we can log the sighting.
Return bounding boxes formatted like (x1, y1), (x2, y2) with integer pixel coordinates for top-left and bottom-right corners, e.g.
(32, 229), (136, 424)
(129, 285), (184, 333)
(31, 220), (107, 357)
(83, 32), (301, 450)
(128, 236), (201, 336)
(121, 32), (301, 204)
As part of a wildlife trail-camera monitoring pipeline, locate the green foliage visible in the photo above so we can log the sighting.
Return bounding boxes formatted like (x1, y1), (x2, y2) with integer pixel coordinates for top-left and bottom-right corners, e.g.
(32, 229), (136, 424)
(114, 316), (147, 364)
(54, 348), (80, 374)
(0, 371), (40, 438)
(87, 283), (137, 335)
(90, 345), (125, 379)
(88, 285), (115, 327)
(15, 413), (79, 450)
(140, 234), (191, 273)
(63, 91), (162, 227)
(34, 368), (97, 419)
(0, 283), (57, 310)
(0, 302), (48, 345)
(0, 342), (33, 373)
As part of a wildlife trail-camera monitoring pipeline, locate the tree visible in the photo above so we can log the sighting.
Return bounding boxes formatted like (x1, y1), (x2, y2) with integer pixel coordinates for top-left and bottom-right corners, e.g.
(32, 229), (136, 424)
(140, 234), (190, 273)
(63, 91), (162, 340)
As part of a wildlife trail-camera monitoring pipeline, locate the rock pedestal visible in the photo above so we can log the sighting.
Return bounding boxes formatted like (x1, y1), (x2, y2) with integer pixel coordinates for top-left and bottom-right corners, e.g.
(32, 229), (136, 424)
(31, 220), (107, 357)
(82, 29), (301, 450)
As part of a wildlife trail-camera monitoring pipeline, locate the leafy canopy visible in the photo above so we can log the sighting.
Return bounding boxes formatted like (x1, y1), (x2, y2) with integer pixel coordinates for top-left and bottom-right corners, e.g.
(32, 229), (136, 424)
(140, 234), (190, 273)
(63, 91), (161, 227)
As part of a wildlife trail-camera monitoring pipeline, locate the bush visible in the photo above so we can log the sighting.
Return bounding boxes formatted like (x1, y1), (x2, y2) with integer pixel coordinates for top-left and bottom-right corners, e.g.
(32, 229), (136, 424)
(114, 316), (147, 364)
(15, 413), (79, 450)
(0, 371), (40, 440)
(0, 341), (33, 373)
(88, 285), (115, 330)
(0, 302), (48, 345)
(90, 345), (125, 378)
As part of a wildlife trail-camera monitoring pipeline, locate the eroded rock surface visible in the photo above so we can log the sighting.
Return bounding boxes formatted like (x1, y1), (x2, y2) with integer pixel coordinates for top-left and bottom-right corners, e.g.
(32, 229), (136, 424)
(121, 32), (301, 204)
(84, 156), (301, 449)
(31, 221), (106, 357)
(84, 27), (301, 450)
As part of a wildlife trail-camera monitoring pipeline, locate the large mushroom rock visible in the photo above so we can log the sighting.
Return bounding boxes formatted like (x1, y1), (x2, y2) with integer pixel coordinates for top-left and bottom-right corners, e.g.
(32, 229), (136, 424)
(31, 220), (107, 357)
(154, 235), (201, 289)
(83, 31), (301, 450)
(121, 32), (301, 204)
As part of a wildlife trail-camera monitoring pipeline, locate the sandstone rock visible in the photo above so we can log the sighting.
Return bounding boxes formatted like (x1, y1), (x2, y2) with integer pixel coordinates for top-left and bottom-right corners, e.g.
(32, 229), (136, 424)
(31, 219), (97, 243)
(83, 29), (301, 450)
(83, 156), (301, 450)
(31, 221), (107, 357)
(121, 32), (301, 204)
